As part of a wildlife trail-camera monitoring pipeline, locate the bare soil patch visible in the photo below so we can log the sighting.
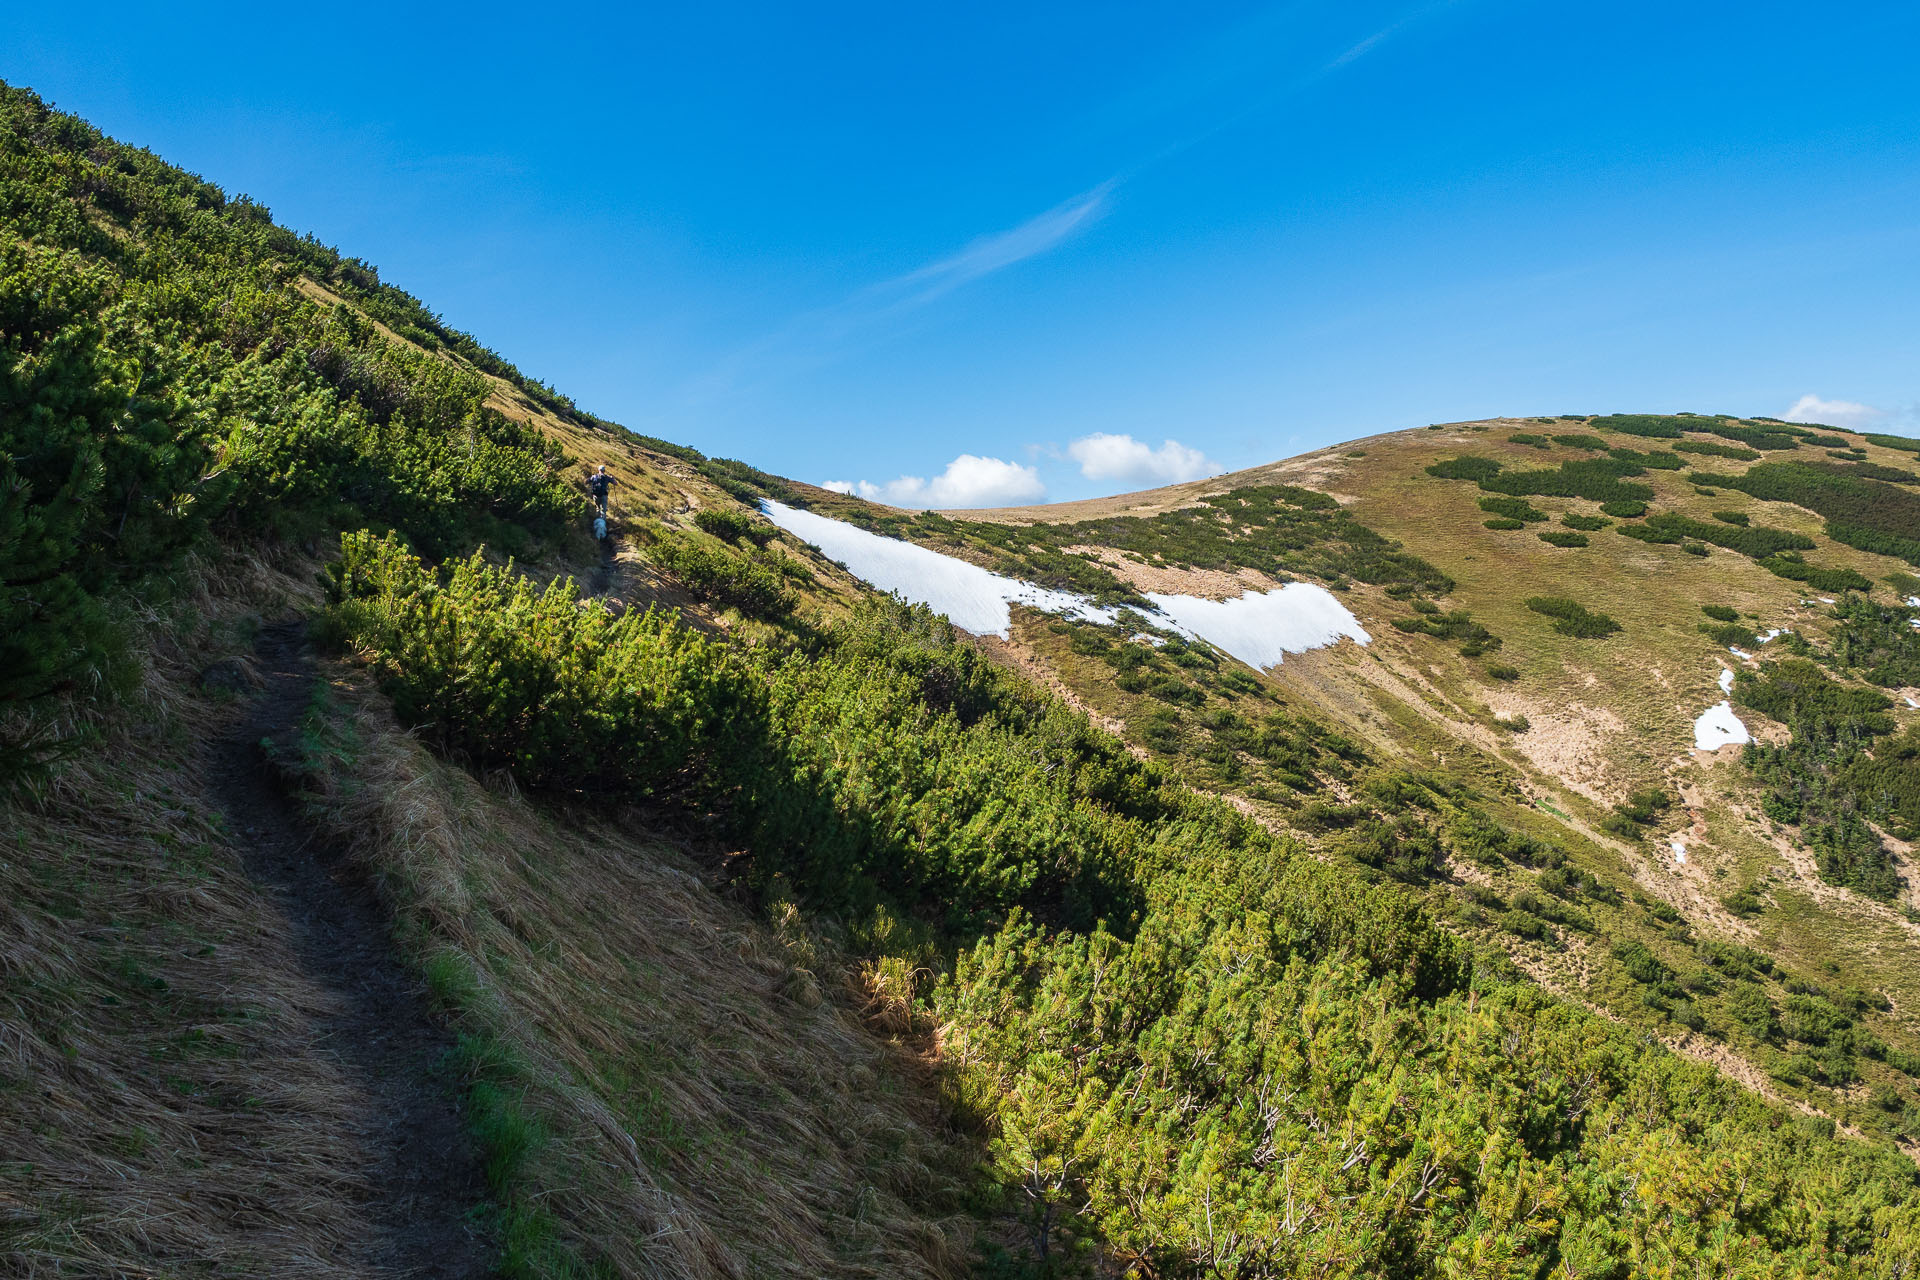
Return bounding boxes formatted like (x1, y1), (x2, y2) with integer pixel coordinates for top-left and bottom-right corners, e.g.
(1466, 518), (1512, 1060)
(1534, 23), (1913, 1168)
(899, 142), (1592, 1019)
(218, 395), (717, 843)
(1062, 543), (1273, 600)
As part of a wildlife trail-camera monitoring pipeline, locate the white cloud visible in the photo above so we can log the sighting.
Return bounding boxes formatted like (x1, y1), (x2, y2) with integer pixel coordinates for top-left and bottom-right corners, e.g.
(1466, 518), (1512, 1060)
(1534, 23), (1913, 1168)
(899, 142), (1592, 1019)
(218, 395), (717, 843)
(1067, 432), (1223, 487)
(1783, 394), (1887, 430)
(828, 454), (1046, 510)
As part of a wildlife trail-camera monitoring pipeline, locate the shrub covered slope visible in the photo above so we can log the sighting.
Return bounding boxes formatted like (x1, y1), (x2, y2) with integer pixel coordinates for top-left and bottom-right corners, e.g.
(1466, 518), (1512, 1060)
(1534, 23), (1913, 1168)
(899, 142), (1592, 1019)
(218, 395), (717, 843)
(13, 81), (1920, 1280)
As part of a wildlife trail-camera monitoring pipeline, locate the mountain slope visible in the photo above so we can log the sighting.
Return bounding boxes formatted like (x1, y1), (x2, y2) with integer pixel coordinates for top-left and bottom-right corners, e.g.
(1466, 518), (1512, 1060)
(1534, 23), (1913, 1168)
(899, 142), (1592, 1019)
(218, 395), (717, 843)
(11, 80), (1920, 1279)
(789, 414), (1920, 1145)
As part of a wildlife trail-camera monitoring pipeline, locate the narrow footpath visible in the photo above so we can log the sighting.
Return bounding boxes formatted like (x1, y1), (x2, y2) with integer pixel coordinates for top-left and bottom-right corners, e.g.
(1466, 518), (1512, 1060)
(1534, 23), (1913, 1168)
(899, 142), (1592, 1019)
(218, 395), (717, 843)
(210, 620), (491, 1279)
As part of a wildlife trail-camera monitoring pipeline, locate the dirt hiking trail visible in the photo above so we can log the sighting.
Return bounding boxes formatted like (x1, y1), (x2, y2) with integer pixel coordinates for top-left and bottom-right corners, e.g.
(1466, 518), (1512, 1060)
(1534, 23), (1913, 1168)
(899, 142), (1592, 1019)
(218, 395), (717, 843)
(210, 620), (492, 1278)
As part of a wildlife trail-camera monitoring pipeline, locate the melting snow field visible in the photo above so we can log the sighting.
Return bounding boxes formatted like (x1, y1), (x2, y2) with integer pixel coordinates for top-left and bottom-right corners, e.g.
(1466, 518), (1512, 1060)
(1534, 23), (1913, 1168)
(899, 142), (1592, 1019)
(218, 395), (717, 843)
(761, 501), (1113, 636)
(1718, 667), (1735, 694)
(1144, 586), (1371, 670)
(763, 500), (1370, 668)
(1694, 701), (1751, 751)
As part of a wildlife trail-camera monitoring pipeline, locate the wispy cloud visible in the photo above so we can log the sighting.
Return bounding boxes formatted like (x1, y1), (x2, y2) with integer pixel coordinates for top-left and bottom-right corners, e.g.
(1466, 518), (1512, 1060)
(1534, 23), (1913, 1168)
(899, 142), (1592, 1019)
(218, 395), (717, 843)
(1105, 1), (1475, 189)
(686, 3), (1461, 408)
(685, 181), (1114, 403)
(882, 182), (1113, 308)
(1321, 1), (1461, 74)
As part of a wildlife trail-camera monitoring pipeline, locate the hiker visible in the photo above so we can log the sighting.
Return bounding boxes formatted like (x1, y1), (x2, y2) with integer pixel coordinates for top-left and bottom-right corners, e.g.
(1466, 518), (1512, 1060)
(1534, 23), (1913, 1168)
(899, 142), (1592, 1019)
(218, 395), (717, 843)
(587, 464), (615, 515)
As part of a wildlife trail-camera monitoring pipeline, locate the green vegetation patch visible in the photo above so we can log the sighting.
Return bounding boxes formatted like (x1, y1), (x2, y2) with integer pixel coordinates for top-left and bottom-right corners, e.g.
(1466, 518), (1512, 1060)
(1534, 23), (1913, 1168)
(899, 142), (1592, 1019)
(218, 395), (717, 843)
(1757, 554), (1874, 594)
(692, 506), (773, 545)
(1537, 530), (1589, 548)
(1640, 513), (1813, 558)
(1702, 462), (1920, 566)
(0, 91), (585, 779)
(1839, 727), (1920, 842)
(1587, 414), (1688, 439)
(1700, 620), (1759, 648)
(1506, 432), (1552, 448)
(1482, 518), (1525, 531)
(1389, 606), (1503, 657)
(1477, 496), (1548, 522)
(1552, 433), (1608, 450)
(1617, 522), (1681, 547)
(1525, 596), (1622, 638)
(1735, 658), (1901, 898)
(1475, 456), (1657, 505)
(1589, 414), (1803, 450)
(1834, 460), (1920, 484)
(647, 526), (798, 619)
(1608, 447), (1685, 470)
(1561, 513), (1611, 531)
(1600, 499), (1648, 518)
(1602, 787), (1673, 841)
(1829, 596), (1920, 688)
(1675, 440), (1763, 461)
(1702, 604), (1741, 622)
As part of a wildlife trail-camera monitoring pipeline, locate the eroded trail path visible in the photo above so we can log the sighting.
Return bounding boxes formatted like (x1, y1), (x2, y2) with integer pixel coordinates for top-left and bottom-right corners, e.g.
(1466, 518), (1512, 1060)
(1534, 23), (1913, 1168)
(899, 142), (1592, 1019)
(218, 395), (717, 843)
(210, 621), (491, 1279)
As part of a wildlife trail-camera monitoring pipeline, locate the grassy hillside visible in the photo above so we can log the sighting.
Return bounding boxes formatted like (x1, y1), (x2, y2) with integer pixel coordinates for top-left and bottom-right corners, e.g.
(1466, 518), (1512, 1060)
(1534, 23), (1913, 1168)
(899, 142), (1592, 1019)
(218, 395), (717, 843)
(816, 414), (1920, 1153)
(11, 81), (1920, 1278)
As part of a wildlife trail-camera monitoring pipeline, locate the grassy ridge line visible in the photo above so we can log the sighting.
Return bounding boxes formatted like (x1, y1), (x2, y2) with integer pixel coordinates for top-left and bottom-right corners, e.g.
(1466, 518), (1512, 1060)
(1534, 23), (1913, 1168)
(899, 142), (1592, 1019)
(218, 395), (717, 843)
(325, 531), (1920, 1275)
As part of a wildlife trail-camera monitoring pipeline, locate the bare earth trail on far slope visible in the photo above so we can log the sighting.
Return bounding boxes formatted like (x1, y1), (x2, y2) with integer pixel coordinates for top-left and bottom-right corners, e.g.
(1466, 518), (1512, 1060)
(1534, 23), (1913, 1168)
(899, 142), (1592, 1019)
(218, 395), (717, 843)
(208, 621), (492, 1279)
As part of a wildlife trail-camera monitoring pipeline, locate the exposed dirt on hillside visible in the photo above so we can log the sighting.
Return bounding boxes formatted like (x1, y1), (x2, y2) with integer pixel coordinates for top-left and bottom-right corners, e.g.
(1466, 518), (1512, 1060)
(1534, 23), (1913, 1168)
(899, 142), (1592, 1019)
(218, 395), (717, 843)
(1062, 543), (1275, 600)
(209, 621), (489, 1279)
(1492, 699), (1629, 805)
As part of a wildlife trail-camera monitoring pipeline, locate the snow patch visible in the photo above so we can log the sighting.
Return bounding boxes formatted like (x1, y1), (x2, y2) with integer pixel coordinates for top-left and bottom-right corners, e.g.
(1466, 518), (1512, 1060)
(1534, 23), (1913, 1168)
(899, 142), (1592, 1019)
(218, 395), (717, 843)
(1694, 701), (1752, 751)
(1144, 585), (1371, 671)
(1728, 646), (1754, 660)
(762, 499), (1370, 668)
(1670, 837), (1688, 865)
(1718, 667), (1735, 694)
(761, 500), (1115, 636)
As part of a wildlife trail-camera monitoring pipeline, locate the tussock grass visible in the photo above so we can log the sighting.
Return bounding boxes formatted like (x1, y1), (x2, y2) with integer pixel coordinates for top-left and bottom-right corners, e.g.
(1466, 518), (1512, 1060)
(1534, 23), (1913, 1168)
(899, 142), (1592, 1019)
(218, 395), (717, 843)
(0, 557), (385, 1277)
(295, 676), (975, 1278)
(4, 537), (969, 1278)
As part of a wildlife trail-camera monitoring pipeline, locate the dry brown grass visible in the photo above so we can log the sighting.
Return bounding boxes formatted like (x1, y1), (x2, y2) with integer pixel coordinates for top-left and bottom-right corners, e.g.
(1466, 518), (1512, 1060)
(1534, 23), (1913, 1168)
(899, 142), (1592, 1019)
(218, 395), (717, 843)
(0, 555), (389, 1277)
(297, 673), (976, 1278)
(4, 522), (974, 1277)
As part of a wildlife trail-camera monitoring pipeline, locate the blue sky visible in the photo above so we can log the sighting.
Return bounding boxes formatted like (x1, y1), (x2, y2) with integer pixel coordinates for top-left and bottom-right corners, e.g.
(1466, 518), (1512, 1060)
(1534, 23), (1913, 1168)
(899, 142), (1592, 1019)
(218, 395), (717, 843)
(9, 2), (1919, 505)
